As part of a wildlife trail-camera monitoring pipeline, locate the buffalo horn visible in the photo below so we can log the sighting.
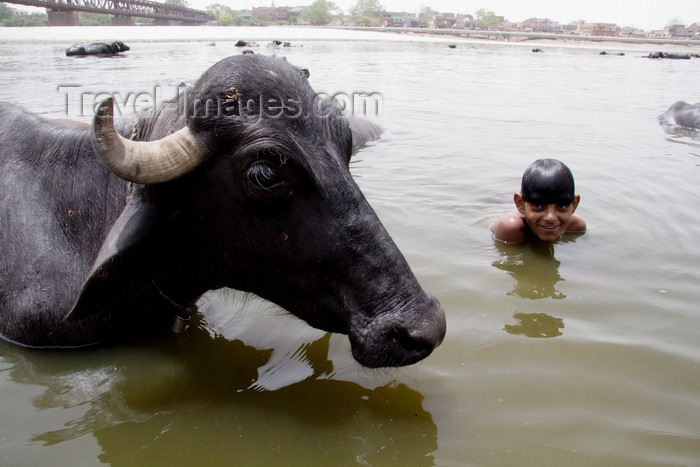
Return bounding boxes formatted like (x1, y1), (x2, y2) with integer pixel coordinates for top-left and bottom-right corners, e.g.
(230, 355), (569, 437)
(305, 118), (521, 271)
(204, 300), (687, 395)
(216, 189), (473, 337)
(92, 97), (211, 184)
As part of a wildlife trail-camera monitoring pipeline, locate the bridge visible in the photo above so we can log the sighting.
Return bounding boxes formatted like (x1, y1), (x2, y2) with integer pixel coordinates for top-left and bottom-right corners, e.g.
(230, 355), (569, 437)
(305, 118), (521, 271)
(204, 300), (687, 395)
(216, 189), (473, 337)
(0, 0), (213, 26)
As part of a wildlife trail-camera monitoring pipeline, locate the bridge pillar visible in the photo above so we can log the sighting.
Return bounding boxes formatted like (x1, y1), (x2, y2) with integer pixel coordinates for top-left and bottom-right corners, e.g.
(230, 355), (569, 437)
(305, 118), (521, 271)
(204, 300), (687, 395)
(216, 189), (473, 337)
(153, 18), (173, 25)
(47, 9), (79, 26)
(112, 15), (135, 26)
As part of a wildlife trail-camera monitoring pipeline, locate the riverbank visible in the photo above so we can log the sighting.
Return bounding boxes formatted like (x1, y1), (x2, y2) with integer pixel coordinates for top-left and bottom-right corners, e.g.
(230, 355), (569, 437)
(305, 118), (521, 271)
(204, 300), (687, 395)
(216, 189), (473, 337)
(1, 25), (699, 55)
(0, 25), (421, 43)
(339, 26), (700, 53)
(345, 26), (700, 46)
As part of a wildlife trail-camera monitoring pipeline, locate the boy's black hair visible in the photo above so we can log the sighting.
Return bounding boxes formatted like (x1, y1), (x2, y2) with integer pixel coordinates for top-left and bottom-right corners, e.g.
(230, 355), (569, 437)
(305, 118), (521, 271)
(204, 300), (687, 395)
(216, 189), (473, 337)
(521, 159), (575, 206)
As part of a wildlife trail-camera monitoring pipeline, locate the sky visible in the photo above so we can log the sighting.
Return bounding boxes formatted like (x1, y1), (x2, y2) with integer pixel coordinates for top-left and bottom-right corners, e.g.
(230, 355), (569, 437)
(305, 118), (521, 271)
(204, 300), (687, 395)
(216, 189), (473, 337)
(208, 0), (700, 31)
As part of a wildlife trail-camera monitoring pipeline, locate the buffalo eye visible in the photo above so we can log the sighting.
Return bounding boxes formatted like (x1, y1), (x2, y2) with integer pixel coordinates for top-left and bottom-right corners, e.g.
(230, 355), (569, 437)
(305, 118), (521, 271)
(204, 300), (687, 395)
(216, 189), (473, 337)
(245, 160), (289, 198)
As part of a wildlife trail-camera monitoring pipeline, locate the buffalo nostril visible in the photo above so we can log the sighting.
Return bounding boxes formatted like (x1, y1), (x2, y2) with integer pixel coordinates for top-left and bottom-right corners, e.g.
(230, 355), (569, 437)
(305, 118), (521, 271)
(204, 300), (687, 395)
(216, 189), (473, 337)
(352, 295), (446, 368)
(389, 322), (443, 355)
(389, 327), (422, 353)
(387, 297), (447, 357)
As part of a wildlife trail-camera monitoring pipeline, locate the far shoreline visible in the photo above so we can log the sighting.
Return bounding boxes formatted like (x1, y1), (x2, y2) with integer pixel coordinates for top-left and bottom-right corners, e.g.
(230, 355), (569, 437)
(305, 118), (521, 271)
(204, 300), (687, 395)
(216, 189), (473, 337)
(1, 25), (699, 54)
(341, 26), (700, 46)
(337, 26), (700, 53)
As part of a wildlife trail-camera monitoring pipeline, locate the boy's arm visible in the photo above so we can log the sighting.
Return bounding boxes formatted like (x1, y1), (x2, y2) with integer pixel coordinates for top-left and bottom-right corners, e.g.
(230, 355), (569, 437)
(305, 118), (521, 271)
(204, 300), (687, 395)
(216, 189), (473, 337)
(490, 215), (527, 244)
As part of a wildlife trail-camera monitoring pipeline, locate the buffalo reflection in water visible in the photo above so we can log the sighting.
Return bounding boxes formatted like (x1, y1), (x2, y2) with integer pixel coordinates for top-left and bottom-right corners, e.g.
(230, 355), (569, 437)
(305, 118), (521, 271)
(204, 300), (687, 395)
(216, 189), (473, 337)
(0, 293), (438, 466)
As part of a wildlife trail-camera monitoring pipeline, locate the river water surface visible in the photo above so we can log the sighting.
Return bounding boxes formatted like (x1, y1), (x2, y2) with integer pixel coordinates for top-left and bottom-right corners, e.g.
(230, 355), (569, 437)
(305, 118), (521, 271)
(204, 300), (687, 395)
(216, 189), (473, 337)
(1, 26), (699, 466)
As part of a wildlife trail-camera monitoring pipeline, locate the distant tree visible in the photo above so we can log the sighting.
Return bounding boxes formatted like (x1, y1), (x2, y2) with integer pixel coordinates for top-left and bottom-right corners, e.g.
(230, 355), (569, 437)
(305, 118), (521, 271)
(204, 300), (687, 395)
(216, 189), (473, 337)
(351, 15), (377, 26)
(0, 3), (14, 21)
(206, 3), (240, 24)
(417, 5), (435, 27)
(218, 12), (234, 25)
(475, 8), (500, 30)
(206, 3), (233, 17)
(164, 0), (190, 8)
(350, 0), (382, 17)
(301, 0), (340, 25)
(2, 10), (48, 26)
(350, 0), (382, 26)
(251, 12), (269, 25)
(79, 13), (111, 25)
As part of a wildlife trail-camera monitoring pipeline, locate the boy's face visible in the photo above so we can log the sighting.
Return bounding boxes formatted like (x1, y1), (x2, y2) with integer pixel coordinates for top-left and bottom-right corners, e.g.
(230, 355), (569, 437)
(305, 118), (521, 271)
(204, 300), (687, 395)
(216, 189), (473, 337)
(514, 194), (580, 242)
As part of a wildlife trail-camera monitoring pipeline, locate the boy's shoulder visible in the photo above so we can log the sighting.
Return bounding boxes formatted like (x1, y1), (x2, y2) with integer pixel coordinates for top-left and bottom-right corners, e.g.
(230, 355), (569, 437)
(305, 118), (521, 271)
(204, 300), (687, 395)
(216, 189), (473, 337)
(490, 213), (527, 244)
(566, 214), (586, 233)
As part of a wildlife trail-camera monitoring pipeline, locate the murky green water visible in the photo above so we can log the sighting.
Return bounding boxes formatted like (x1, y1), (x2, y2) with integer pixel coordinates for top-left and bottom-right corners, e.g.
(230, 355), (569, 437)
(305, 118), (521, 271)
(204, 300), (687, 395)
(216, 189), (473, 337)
(1, 27), (699, 466)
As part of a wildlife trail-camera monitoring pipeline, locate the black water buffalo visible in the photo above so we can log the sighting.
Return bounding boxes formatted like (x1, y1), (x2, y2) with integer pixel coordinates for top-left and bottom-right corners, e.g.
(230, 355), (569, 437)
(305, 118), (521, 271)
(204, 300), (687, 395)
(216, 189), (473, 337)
(66, 41), (130, 56)
(234, 40), (259, 47)
(0, 54), (445, 368)
(647, 51), (691, 59)
(267, 40), (299, 48)
(658, 101), (700, 133)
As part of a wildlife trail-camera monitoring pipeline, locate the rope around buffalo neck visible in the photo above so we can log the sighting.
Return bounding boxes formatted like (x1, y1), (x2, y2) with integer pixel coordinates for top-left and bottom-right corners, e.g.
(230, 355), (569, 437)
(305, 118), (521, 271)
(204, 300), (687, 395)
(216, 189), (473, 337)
(131, 123), (197, 333)
(151, 279), (198, 333)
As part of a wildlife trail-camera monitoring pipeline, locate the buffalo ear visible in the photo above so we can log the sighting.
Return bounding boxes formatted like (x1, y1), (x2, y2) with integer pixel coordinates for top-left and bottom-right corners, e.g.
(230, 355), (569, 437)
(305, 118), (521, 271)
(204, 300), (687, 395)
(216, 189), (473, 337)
(65, 197), (160, 321)
(347, 115), (382, 151)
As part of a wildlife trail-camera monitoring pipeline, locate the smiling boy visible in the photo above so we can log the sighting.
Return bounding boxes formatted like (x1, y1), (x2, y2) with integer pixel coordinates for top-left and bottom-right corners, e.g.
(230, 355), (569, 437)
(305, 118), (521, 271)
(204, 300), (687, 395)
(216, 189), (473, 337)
(491, 159), (586, 244)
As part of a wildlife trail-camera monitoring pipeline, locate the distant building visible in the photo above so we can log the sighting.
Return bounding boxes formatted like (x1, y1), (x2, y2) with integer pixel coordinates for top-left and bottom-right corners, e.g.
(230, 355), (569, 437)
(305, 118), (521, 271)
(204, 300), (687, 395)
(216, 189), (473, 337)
(519, 17), (562, 33)
(644, 23), (699, 39)
(432, 12), (473, 29)
(434, 12), (457, 29)
(664, 23), (700, 39)
(252, 4), (301, 22)
(646, 30), (667, 39)
(462, 14), (475, 28)
(619, 26), (645, 37)
(454, 14), (473, 28)
(577, 22), (620, 37)
(495, 16), (506, 30)
(664, 24), (692, 38)
(561, 21), (583, 34)
(380, 11), (418, 28)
